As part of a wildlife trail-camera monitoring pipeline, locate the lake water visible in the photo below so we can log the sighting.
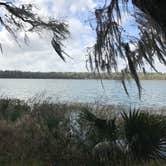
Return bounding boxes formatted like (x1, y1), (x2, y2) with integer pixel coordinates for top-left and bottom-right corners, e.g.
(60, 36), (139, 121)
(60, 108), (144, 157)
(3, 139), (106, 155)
(0, 79), (165, 108)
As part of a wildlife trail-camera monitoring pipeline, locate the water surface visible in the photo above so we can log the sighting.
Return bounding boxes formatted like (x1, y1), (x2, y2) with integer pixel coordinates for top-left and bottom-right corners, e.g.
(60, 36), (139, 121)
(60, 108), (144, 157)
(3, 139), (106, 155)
(0, 79), (165, 108)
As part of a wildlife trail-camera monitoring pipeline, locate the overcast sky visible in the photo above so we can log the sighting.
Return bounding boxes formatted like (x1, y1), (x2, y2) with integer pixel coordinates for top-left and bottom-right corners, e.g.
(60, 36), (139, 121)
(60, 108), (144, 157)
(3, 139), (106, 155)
(0, 0), (165, 73)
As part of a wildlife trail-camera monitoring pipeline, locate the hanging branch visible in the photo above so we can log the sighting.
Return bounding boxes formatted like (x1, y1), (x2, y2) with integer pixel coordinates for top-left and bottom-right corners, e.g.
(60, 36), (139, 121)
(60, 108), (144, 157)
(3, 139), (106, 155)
(87, 0), (166, 97)
(0, 2), (70, 61)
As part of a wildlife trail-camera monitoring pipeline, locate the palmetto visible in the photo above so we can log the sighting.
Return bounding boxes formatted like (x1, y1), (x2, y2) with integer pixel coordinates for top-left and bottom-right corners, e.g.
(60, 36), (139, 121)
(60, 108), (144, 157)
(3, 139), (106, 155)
(121, 109), (166, 161)
(80, 108), (166, 165)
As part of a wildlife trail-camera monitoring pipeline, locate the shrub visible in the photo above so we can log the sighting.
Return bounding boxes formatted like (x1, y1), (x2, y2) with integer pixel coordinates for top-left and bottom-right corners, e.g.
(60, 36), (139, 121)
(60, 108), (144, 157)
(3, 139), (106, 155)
(121, 109), (166, 162)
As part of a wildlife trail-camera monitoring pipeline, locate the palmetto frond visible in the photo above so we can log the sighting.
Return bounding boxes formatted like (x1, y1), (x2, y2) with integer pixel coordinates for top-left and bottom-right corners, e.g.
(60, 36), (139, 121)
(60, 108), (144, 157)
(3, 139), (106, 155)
(80, 110), (117, 141)
(121, 109), (166, 161)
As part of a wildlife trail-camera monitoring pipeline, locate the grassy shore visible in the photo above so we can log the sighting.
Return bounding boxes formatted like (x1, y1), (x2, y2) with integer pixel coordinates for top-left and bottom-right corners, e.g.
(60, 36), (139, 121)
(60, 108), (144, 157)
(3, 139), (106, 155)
(0, 98), (165, 165)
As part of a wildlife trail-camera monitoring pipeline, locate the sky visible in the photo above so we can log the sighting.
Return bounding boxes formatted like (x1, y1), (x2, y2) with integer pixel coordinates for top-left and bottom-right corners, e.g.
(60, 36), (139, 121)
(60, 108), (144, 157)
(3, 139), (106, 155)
(0, 0), (165, 73)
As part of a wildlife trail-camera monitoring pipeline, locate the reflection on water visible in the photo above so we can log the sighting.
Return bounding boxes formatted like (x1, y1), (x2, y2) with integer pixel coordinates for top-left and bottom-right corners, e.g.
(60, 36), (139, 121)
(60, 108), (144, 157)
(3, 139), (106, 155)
(0, 79), (165, 107)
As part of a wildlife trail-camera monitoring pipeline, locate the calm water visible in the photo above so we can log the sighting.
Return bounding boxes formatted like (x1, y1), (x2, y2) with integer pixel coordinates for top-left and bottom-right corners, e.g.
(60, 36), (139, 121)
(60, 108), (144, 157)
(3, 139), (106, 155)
(0, 79), (165, 107)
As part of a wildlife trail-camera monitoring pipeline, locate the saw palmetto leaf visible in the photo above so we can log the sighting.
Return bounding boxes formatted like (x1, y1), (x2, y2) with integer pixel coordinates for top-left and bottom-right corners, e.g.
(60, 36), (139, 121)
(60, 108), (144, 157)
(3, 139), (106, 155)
(121, 109), (166, 161)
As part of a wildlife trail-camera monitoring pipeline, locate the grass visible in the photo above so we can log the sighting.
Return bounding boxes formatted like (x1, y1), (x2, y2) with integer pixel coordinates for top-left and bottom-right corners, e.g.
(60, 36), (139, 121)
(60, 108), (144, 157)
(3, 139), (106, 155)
(0, 98), (165, 165)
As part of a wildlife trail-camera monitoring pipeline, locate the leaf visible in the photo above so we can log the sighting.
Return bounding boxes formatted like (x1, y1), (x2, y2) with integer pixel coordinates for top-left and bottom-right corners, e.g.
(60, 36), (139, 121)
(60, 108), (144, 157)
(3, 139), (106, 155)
(51, 38), (65, 62)
(122, 109), (166, 161)
(142, 67), (146, 74)
(0, 43), (3, 54)
(121, 79), (129, 97)
(124, 43), (142, 98)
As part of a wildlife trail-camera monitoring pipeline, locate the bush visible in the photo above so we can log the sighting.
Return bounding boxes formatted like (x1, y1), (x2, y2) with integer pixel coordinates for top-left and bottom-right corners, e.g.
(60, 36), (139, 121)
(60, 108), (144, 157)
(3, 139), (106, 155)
(122, 109), (166, 162)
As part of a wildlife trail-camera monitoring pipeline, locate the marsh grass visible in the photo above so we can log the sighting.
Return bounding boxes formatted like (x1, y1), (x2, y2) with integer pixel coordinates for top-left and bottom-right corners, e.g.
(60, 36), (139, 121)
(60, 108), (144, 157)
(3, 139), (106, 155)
(0, 98), (165, 165)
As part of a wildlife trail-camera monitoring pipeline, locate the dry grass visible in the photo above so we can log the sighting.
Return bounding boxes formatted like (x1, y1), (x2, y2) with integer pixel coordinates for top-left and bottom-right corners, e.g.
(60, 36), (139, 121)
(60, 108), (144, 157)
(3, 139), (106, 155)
(0, 98), (165, 165)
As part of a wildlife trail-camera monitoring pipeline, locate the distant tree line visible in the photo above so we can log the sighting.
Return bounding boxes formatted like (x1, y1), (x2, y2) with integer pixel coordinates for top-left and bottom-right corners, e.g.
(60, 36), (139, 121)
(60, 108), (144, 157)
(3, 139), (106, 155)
(0, 70), (165, 80)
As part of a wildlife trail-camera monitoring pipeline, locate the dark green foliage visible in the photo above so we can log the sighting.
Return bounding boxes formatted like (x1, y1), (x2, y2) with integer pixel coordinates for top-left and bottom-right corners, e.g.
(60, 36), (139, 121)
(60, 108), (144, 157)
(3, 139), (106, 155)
(121, 109), (166, 161)
(0, 99), (29, 121)
(80, 108), (166, 165)
(80, 110), (117, 142)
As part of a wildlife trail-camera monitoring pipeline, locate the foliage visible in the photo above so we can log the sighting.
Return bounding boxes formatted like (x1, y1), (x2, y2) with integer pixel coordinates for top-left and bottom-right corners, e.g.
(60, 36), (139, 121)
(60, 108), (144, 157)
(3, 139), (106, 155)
(80, 109), (117, 142)
(0, 1), (69, 61)
(0, 98), (29, 121)
(87, 0), (166, 96)
(80, 108), (166, 165)
(0, 98), (165, 165)
(121, 109), (166, 162)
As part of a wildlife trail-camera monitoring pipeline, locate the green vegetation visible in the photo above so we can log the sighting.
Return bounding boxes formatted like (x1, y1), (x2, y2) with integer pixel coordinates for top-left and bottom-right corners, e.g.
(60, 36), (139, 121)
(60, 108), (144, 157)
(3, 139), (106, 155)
(0, 98), (165, 165)
(0, 70), (165, 80)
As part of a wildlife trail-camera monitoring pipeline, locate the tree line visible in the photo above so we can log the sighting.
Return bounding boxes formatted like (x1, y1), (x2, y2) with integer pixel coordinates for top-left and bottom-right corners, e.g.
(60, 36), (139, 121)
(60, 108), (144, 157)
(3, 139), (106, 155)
(0, 70), (165, 80)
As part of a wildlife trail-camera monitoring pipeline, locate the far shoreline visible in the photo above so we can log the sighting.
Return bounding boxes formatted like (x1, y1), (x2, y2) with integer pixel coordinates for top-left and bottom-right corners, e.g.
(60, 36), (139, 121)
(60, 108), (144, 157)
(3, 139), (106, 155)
(0, 70), (165, 80)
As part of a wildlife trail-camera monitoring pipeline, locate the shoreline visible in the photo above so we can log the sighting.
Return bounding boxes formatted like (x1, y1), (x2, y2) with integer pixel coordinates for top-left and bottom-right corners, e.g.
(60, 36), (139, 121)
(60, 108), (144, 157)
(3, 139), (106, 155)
(0, 71), (165, 80)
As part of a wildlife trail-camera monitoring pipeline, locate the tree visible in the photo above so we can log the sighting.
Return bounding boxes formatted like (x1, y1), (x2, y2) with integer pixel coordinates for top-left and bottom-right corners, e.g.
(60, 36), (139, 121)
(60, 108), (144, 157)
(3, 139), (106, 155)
(0, 1), (69, 61)
(87, 0), (166, 96)
(133, 0), (166, 33)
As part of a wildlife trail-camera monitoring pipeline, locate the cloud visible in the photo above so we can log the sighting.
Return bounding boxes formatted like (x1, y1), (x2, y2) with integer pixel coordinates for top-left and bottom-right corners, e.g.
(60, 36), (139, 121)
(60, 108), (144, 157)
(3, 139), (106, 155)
(0, 0), (97, 72)
(0, 0), (165, 73)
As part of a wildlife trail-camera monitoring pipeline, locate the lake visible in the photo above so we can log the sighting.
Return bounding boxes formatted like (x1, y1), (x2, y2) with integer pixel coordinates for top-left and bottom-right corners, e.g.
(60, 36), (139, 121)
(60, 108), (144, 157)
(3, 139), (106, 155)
(0, 79), (165, 108)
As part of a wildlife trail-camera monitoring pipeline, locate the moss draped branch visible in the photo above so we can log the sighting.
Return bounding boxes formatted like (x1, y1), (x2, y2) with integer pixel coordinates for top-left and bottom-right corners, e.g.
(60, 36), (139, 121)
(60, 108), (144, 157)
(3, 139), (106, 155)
(88, 0), (166, 97)
(0, 1), (70, 61)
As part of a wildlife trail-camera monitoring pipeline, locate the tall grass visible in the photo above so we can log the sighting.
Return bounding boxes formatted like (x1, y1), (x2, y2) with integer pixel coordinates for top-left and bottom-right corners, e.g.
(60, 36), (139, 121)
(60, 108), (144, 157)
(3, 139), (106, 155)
(0, 98), (165, 165)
